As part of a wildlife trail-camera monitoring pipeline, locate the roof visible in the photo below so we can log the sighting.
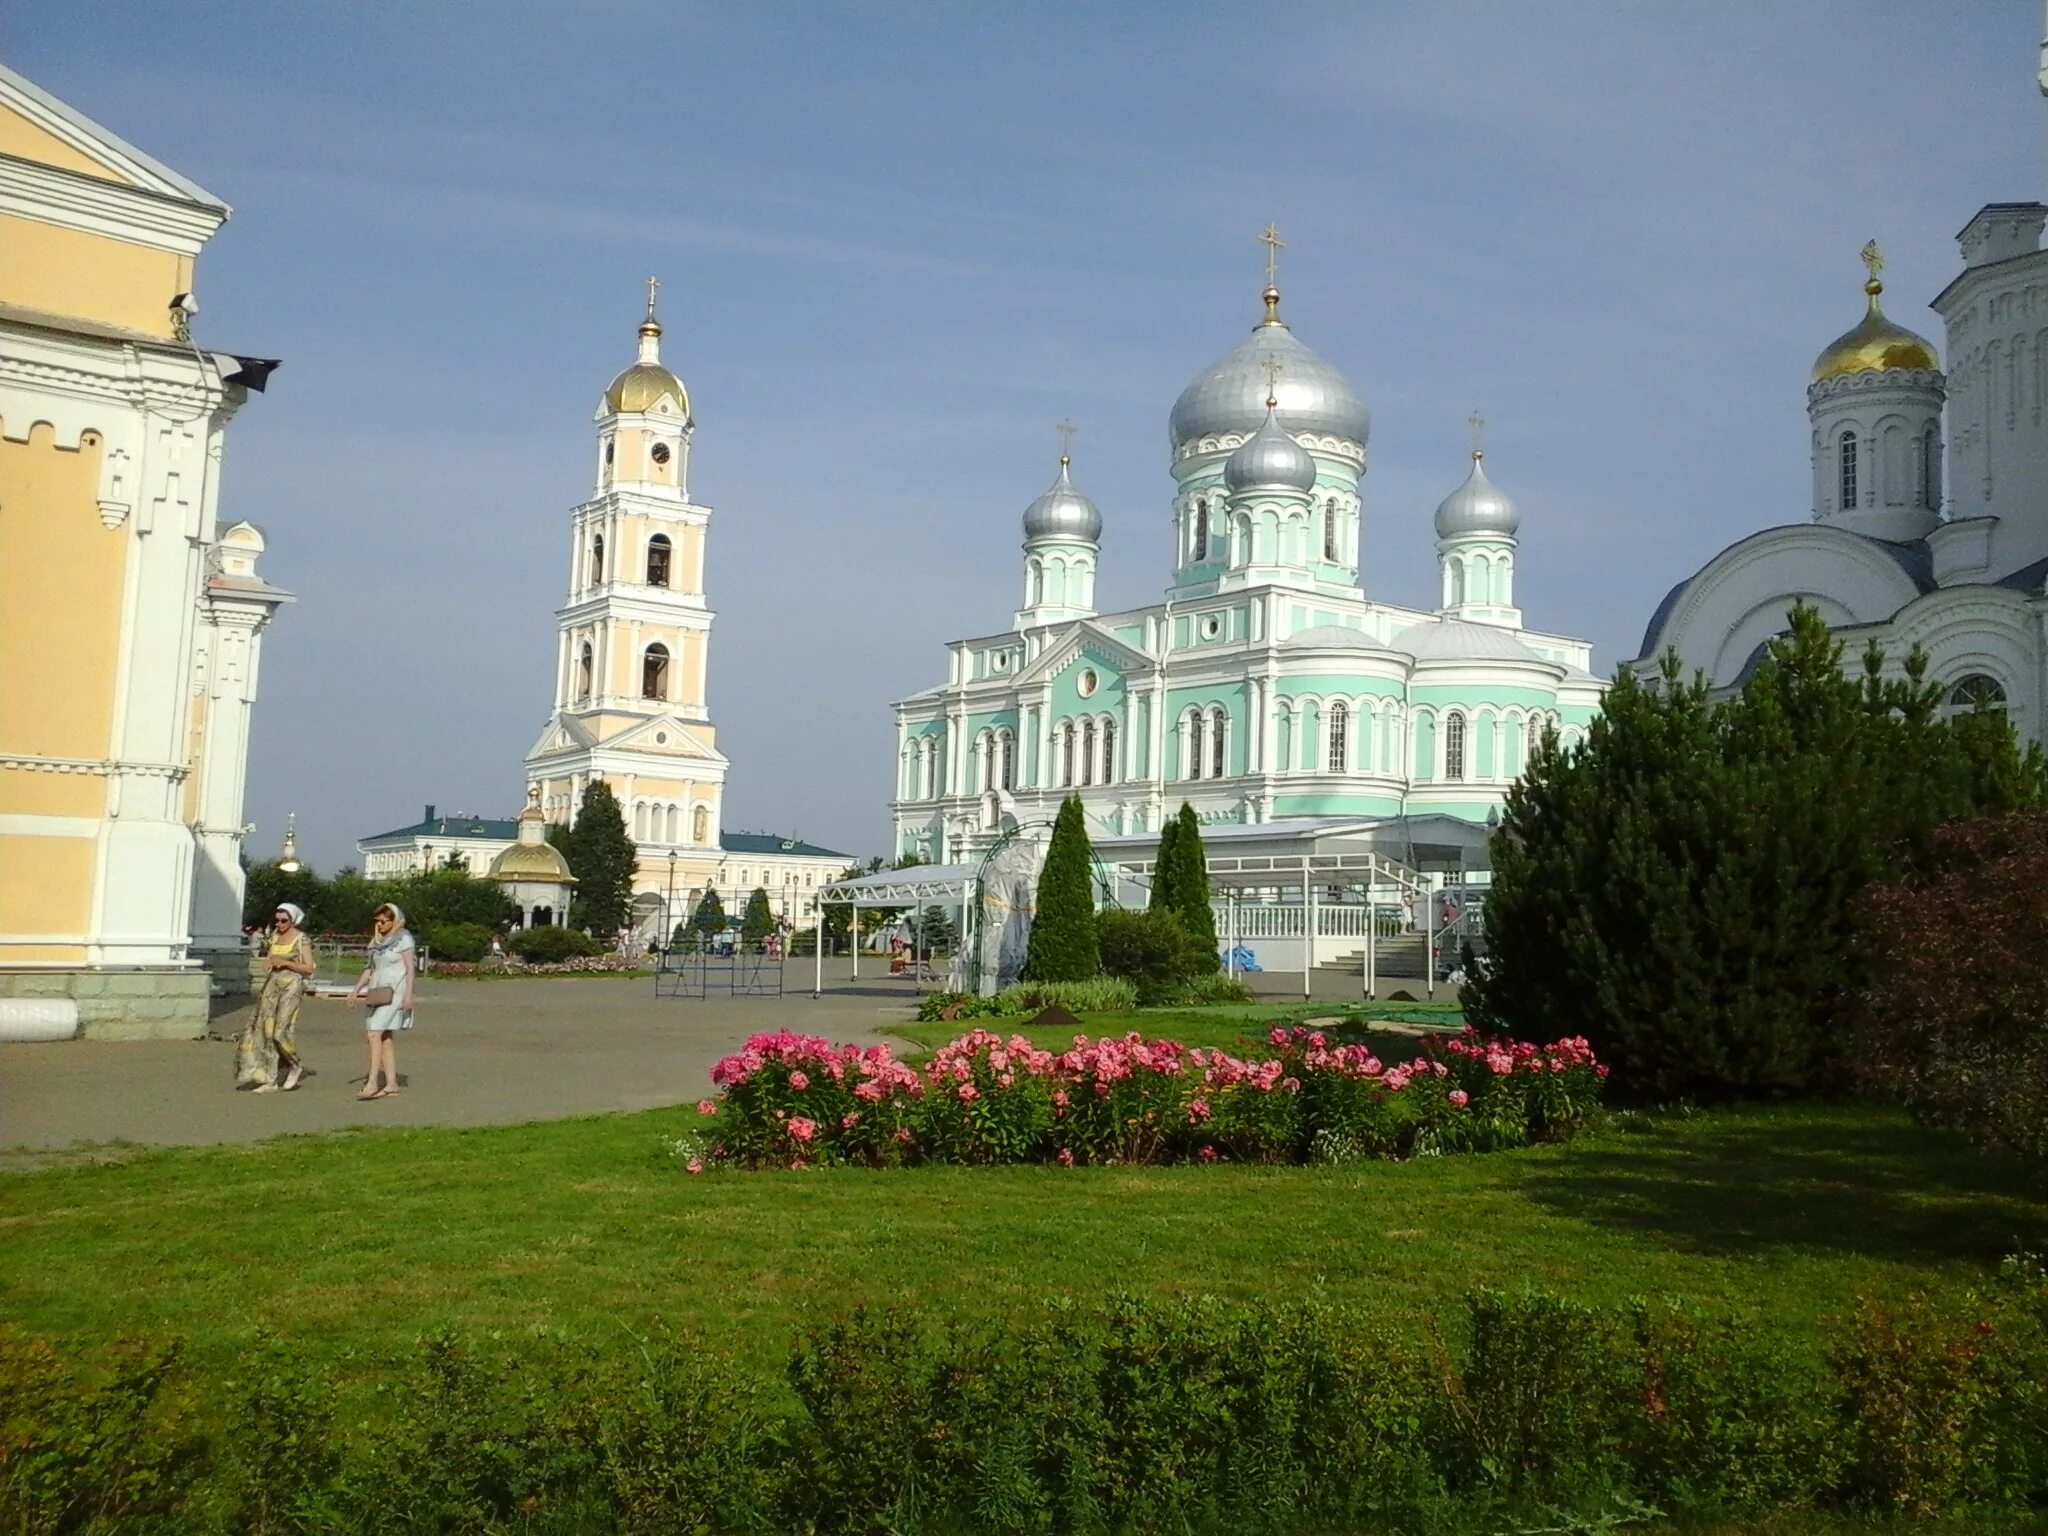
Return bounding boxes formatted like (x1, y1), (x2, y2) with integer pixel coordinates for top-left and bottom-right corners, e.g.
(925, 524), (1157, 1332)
(0, 63), (227, 211)
(1283, 624), (1387, 652)
(1394, 618), (1547, 664)
(719, 831), (852, 860)
(1996, 555), (2048, 593)
(819, 863), (980, 903)
(360, 813), (520, 845)
(0, 302), (278, 386)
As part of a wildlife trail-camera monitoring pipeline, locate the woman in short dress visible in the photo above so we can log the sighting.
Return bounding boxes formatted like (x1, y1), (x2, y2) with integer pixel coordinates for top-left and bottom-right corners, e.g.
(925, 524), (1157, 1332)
(236, 902), (315, 1092)
(347, 902), (416, 1100)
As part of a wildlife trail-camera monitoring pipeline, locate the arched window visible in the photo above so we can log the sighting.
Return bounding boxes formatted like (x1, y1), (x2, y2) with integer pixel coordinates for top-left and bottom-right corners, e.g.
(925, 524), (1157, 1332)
(1838, 430), (1858, 510)
(1192, 498), (1209, 560)
(634, 802), (648, 840)
(646, 534), (672, 587)
(1061, 723), (1075, 787)
(1323, 498), (1339, 563)
(693, 805), (710, 843)
(642, 643), (670, 700)
(1327, 700), (1348, 772)
(1100, 719), (1117, 783)
(1186, 709), (1205, 780)
(1923, 426), (1941, 511)
(664, 805), (679, 842)
(1000, 730), (1015, 791)
(1945, 674), (2007, 716)
(1449, 558), (1465, 606)
(1080, 720), (1096, 786)
(1445, 711), (1468, 780)
(603, 438), (615, 467)
(591, 533), (605, 584)
(577, 642), (594, 701)
(1209, 706), (1227, 778)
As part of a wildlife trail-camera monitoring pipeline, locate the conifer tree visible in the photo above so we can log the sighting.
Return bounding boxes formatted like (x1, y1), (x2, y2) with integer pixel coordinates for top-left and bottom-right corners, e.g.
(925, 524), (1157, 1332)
(1148, 814), (1183, 915)
(1170, 802), (1219, 970)
(561, 781), (636, 935)
(739, 887), (776, 945)
(1023, 795), (1100, 981)
(689, 888), (727, 941)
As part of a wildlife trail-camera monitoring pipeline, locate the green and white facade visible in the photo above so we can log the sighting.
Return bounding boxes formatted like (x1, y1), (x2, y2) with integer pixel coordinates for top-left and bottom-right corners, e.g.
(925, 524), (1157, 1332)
(891, 279), (1605, 864)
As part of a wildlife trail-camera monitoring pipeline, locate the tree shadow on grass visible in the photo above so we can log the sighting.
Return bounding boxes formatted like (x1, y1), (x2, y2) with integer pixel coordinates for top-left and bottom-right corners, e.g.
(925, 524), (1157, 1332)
(1518, 1106), (2048, 1271)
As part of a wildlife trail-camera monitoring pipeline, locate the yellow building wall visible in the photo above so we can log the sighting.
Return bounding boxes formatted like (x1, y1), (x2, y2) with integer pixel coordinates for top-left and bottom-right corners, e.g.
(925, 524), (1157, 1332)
(0, 212), (189, 336)
(0, 772), (103, 817)
(0, 426), (126, 763)
(0, 102), (124, 183)
(0, 834), (95, 952)
(680, 525), (704, 593)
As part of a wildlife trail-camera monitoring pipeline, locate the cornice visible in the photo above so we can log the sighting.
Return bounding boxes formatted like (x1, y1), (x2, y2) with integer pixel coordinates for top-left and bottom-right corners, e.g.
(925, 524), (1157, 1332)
(0, 153), (223, 256)
(1806, 367), (1946, 405)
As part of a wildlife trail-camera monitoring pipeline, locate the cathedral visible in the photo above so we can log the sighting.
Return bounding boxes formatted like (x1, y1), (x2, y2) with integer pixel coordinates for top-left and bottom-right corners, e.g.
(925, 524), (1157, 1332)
(892, 245), (1606, 865)
(1634, 24), (2048, 739)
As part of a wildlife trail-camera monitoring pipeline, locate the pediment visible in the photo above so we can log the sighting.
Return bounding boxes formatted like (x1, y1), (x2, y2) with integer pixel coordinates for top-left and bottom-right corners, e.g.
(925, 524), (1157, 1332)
(1015, 620), (1154, 687)
(599, 713), (730, 764)
(0, 68), (226, 210)
(525, 712), (596, 759)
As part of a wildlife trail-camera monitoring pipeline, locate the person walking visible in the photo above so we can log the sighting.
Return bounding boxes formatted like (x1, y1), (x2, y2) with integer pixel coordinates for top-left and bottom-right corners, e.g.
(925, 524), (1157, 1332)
(347, 902), (416, 1100)
(236, 902), (316, 1092)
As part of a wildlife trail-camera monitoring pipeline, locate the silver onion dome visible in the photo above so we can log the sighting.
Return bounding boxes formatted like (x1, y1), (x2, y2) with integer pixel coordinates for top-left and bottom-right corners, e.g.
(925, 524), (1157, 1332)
(1434, 453), (1520, 539)
(1022, 457), (1102, 543)
(1170, 317), (1369, 452)
(1224, 405), (1317, 492)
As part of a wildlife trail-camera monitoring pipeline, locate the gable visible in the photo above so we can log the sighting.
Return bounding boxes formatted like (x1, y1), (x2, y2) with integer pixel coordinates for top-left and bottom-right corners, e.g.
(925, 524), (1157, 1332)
(525, 712), (596, 759)
(0, 100), (123, 184)
(1015, 619), (1154, 689)
(596, 713), (729, 765)
(0, 66), (226, 210)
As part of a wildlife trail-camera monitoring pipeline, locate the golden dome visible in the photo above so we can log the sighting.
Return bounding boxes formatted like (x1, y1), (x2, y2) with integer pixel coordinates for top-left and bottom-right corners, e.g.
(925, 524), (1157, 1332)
(488, 839), (575, 884)
(604, 360), (690, 416)
(1811, 246), (1939, 383)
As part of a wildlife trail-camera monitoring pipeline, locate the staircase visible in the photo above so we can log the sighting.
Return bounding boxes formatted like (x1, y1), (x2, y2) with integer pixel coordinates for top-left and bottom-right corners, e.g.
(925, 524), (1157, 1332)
(1329, 933), (1432, 979)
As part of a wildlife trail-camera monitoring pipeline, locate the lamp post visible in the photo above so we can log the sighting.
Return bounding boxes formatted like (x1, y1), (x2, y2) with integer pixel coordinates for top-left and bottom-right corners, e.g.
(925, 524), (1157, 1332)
(666, 852), (678, 953)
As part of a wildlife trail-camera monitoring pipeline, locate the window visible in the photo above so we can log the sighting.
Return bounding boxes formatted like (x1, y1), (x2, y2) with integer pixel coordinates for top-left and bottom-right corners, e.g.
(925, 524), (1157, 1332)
(1327, 700), (1348, 772)
(591, 533), (605, 584)
(603, 438), (614, 467)
(1191, 498), (1209, 559)
(577, 642), (594, 701)
(1186, 710), (1205, 780)
(1081, 720), (1096, 786)
(1209, 706), (1226, 778)
(1061, 723), (1075, 787)
(1839, 430), (1858, 510)
(1323, 498), (1339, 563)
(647, 534), (672, 587)
(1945, 674), (2007, 715)
(642, 643), (670, 700)
(1445, 711), (1467, 780)
(1001, 730), (1015, 791)
(1923, 426), (1941, 510)
(1100, 719), (1117, 783)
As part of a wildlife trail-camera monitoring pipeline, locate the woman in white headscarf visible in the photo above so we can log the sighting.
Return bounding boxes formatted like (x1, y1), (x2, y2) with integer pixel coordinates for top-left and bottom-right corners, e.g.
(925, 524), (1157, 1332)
(347, 902), (416, 1100)
(237, 901), (316, 1091)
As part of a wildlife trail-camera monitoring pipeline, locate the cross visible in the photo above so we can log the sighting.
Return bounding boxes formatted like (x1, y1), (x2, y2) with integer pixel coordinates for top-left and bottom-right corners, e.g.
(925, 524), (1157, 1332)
(1259, 223), (1285, 288)
(1468, 411), (1486, 458)
(645, 275), (660, 318)
(1260, 355), (1285, 406)
(1055, 418), (1077, 462)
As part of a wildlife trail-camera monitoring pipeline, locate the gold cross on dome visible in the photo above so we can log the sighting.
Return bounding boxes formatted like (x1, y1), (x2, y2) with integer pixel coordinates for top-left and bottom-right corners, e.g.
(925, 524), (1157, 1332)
(1468, 411), (1486, 458)
(1260, 356), (1285, 406)
(1055, 418), (1077, 461)
(645, 275), (660, 318)
(1259, 223), (1285, 287)
(1860, 240), (1883, 284)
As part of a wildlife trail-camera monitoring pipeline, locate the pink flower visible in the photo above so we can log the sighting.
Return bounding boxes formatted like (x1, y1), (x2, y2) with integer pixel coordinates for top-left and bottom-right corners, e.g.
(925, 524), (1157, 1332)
(696, 1099), (716, 1115)
(894, 1125), (914, 1144)
(1187, 1098), (1212, 1124)
(1448, 1089), (1469, 1107)
(788, 1070), (810, 1092)
(958, 1083), (979, 1102)
(854, 1080), (883, 1102)
(686, 1157), (704, 1175)
(998, 1073), (1014, 1089)
(1198, 1145), (1218, 1162)
(1056, 1146), (1075, 1166)
(787, 1116), (816, 1143)
(1051, 1089), (1068, 1108)
(841, 1111), (860, 1128)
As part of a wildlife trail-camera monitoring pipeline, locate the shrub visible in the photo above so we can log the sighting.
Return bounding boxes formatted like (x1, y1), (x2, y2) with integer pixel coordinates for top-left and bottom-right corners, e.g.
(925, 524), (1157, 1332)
(1097, 908), (1209, 1000)
(507, 925), (601, 963)
(423, 921), (493, 963)
(915, 990), (1008, 1023)
(1468, 607), (2044, 1101)
(1022, 796), (1098, 982)
(1144, 970), (1256, 1008)
(1855, 810), (2048, 1163)
(994, 977), (1138, 1014)
(740, 887), (776, 945)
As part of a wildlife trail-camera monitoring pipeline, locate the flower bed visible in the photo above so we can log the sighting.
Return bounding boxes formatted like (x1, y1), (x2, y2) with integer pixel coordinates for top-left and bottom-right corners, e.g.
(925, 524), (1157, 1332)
(688, 1025), (1607, 1170)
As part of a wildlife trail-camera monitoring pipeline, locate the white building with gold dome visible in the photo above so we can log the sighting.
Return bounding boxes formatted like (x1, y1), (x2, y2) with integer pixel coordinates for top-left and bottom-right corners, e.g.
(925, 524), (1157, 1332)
(518, 289), (849, 935)
(0, 65), (288, 1038)
(1634, 21), (2048, 748)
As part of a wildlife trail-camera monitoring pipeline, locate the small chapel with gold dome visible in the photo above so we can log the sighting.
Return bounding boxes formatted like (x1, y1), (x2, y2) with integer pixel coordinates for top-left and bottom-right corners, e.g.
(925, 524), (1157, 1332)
(1633, 23), (2048, 752)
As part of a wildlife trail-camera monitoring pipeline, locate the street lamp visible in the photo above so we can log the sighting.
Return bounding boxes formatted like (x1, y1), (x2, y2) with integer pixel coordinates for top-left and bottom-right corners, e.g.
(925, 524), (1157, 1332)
(666, 852), (678, 949)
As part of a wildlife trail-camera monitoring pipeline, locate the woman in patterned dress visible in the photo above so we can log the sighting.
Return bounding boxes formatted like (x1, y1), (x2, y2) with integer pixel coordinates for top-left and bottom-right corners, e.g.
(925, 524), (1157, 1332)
(236, 902), (315, 1092)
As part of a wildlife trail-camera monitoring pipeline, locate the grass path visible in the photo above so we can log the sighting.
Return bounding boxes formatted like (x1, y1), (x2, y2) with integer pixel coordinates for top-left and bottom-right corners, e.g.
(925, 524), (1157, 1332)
(2, 1098), (2042, 1401)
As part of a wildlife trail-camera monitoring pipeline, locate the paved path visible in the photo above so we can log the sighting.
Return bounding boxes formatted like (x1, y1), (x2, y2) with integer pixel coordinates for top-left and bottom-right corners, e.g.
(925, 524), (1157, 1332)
(0, 975), (918, 1159)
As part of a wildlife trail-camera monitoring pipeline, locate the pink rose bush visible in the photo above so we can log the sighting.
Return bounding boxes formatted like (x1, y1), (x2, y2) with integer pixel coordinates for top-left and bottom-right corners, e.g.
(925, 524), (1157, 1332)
(695, 1023), (1605, 1170)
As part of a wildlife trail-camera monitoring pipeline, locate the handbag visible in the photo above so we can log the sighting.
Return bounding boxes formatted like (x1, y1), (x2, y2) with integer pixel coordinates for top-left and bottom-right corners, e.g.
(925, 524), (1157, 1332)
(361, 986), (395, 1007)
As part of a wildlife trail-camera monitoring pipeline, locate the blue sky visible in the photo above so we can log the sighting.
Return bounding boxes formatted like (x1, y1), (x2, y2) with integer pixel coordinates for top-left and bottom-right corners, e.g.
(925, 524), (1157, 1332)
(10, 2), (2043, 870)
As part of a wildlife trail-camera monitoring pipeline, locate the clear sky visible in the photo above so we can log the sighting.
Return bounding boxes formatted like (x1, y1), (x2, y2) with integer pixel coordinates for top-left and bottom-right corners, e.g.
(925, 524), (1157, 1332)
(10, 3), (2044, 870)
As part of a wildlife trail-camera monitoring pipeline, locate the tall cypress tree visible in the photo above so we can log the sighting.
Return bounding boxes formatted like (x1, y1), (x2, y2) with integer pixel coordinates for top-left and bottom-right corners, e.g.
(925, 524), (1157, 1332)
(1023, 796), (1100, 981)
(563, 780), (636, 935)
(1148, 814), (1183, 916)
(1171, 803), (1219, 970)
(740, 886), (776, 944)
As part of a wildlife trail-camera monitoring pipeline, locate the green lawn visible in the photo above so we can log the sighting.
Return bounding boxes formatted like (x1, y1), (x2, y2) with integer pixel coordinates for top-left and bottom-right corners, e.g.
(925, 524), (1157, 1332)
(886, 1000), (1466, 1056)
(1, 1097), (2041, 1408)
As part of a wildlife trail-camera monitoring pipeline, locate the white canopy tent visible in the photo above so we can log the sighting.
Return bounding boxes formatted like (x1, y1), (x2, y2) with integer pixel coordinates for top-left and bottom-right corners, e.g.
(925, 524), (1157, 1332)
(810, 863), (981, 997)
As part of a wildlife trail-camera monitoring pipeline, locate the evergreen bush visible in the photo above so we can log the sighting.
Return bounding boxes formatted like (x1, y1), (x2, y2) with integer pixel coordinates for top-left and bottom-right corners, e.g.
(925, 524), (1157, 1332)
(1146, 803), (1219, 970)
(423, 922), (493, 963)
(740, 887), (776, 945)
(557, 782), (636, 936)
(1097, 908), (1210, 1001)
(1022, 796), (1099, 982)
(1467, 606), (2044, 1100)
(689, 889), (727, 940)
(507, 926), (601, 963)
